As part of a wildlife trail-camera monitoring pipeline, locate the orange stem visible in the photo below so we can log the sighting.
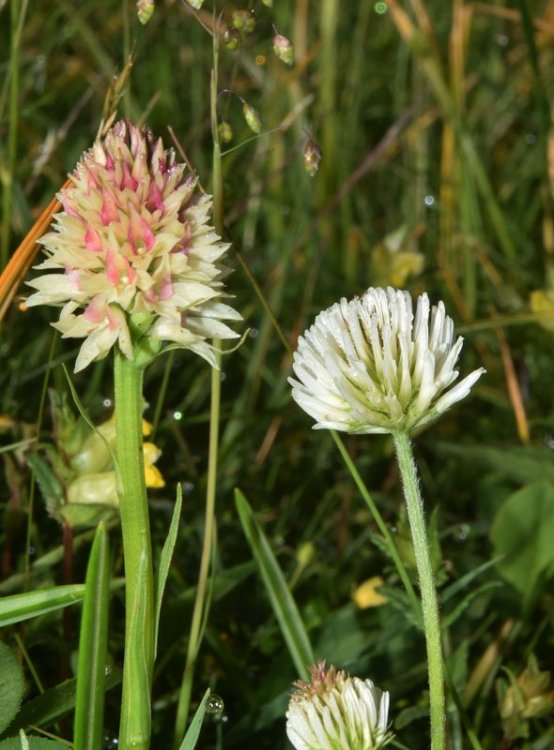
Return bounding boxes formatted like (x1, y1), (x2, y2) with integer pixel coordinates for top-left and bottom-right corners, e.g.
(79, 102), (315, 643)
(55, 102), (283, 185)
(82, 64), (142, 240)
(0, 178), (71, 321)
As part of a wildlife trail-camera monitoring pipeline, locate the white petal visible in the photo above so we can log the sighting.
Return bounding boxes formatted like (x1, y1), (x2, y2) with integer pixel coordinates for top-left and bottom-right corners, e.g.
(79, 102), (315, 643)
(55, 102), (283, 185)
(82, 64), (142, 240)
(290, 287), (485, 434)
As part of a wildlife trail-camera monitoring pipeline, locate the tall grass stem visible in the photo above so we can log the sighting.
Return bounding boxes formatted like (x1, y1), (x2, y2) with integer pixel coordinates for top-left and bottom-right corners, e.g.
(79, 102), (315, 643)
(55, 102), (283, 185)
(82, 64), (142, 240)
(173, 57), (224, 746)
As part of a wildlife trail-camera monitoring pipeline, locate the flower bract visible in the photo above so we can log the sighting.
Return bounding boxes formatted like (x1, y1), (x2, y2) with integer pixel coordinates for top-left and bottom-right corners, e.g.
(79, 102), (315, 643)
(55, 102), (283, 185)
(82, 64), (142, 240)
(289, 286), (484, 435)
(26, 120), (241, 372)
(286, 661), (393, 750)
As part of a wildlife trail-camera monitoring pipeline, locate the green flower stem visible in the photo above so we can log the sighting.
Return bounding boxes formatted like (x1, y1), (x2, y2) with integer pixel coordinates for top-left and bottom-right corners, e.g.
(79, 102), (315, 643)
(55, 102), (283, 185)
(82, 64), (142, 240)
(393, 431), (446, 750)
(115, 349), (154, 750)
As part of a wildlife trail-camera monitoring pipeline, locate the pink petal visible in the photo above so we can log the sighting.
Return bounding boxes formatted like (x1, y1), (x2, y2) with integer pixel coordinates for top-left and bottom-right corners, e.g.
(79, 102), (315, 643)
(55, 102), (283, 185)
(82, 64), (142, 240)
(85, 166), (99, 190)
(106, 251), (120, 285)
(84, 298), (104, 323)
(121, 162), (138, 191)
(101, 187), (119, 225)
(124, 258), (137, 285)
(146, 181), (164, 212)
(159, 276), (173, 301)
(85, 225), (102, 252)
(128, 205), (155, 253)
(106, 308), (120, 331)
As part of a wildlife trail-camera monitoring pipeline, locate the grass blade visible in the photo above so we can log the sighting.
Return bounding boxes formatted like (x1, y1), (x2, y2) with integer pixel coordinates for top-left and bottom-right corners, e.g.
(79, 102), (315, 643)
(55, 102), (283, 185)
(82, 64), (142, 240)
(74, 523), (110, 750)
(234, 489), (314, 678)
(0, 586), (85, 628)
(154, 484), (183, 657)
(177, 688), (210, 750)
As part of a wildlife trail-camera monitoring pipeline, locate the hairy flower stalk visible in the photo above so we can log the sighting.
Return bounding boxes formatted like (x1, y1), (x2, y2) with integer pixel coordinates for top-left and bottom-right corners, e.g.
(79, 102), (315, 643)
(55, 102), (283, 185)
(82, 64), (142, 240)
(286, 661), (393, 750)
(290, 287), (485, 750)
(27, 121), (240, 750)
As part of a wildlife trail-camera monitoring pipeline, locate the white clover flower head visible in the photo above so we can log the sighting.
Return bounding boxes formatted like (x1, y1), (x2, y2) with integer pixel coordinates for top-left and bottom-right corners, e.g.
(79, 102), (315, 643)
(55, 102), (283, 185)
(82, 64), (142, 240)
(26, 120), (241, 372)
(286, 661), (393, 750)
(289, 286), (485, 435)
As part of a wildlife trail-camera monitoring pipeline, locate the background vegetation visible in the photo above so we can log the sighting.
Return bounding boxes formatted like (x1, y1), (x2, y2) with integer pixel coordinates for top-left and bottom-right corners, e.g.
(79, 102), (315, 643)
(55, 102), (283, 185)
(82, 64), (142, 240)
(1, 1), (554, 748)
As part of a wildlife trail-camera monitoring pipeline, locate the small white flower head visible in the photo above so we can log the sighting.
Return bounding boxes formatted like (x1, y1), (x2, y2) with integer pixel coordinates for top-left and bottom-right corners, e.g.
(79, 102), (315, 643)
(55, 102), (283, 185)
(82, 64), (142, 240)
(26, 120), (241, 372)
(286, 661), (393, 750)
(289, 287), (485, 435)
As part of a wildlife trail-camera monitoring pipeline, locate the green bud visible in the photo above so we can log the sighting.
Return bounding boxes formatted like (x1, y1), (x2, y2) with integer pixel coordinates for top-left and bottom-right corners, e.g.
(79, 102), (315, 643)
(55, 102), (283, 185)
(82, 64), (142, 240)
(67, 472), (119, 508)
(186, 0), (206, 8)
(273, 33), (294, 65)
(303, 137), (322, 177)
(223, 25), (242, 51)
(70, 418), (116, 475)
(232, 9), (255, 34)
(262, 0), (273, 5)
(243, 102), (262, 134)
(136, 0), (154, 24)
(218, 121), (234, 143)
(296, 541), (315, 567)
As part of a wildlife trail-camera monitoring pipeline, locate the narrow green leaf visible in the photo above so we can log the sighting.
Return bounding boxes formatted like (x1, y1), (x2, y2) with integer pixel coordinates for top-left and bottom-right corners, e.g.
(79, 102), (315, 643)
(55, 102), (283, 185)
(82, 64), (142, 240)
(0, 734), (67, 749)
(441, 556), (501, 604)
(74, 523), (110, 750)
(154, 484), (183, 656)
(234, 489), (313, 678)
(0, 585), (85, 628)
(442, 581), (503, 628)
(124, 549), (150, 739)
(4, 670), (121, 734)
(178, 688), (210, 750)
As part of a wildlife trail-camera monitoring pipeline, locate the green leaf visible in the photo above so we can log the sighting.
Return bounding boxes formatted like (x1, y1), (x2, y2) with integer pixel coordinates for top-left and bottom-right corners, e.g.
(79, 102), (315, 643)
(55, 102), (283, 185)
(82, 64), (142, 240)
(234, 489), (314, 678)
(442, 581), (503, 628)
(0, 733), (67, 749)
(59, 504), (115, 530)
(177, 688), (210, 750)
(490, 481), (554, 606)
(0, 644), (25, 734)
(154, 484), (183, 656)
(4, 671), (121, 735)
(441, 556), (501, 604)
(74, 524), (110, 750)
(24, 452), (64, 517)
(0, 585), (85, 627)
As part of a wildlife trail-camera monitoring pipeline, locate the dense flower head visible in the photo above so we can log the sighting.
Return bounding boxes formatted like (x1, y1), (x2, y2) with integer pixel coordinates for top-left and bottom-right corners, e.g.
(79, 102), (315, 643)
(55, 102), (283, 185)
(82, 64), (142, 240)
(26, 120), (240, 372)
(286, 661), (393, 750)
(290, 287), (484, 435)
